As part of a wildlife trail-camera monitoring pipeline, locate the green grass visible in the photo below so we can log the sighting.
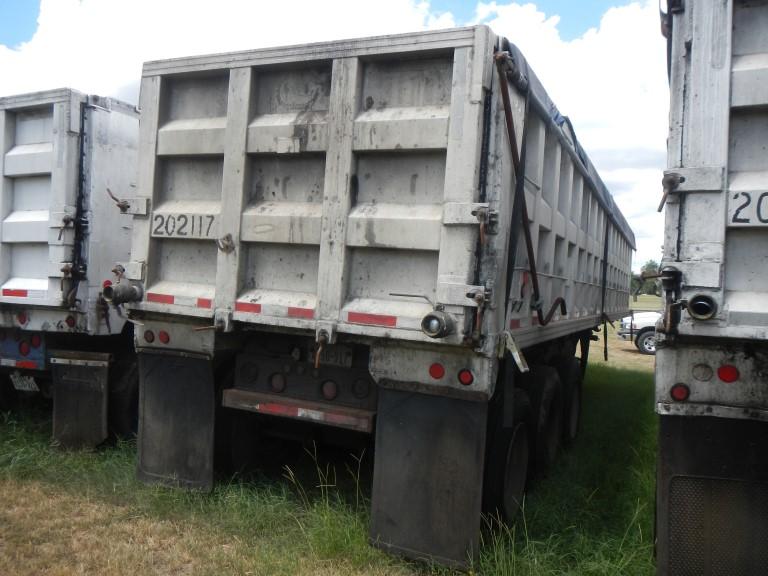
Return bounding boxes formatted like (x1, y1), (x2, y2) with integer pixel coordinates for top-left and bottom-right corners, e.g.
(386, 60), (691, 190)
(0, 363), (656, 575)
(629, 294), (662, 312)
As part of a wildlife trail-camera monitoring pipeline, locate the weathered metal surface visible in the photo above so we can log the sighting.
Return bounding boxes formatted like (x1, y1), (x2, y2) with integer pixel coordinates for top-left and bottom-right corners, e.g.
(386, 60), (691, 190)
(0, 89), (138, 336)
(125, 26), (633, 360)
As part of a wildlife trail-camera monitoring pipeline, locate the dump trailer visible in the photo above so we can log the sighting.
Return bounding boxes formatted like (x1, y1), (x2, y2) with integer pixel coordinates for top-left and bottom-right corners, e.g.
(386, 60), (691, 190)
(656, 1), (768, 574)
(115, 26), (634, 566)
(0, 89), (139, 447)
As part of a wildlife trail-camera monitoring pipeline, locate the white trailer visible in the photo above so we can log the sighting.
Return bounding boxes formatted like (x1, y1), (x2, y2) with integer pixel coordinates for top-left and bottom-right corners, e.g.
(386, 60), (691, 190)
(0, 88), (139, 447)
(114, 26), (633, 566)
(656, 2), (768, 573)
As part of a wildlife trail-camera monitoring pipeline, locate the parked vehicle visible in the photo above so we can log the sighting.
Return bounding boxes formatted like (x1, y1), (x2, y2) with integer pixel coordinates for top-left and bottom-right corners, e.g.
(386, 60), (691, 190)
(112, 26), (634, 567)
(618, 311), (660, 354)
(656, 2), (768, 574)
(0, 89), (139, 448)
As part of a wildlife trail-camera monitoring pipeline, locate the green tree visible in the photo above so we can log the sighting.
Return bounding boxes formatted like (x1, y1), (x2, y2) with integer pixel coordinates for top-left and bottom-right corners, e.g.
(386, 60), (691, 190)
(640, 260), (660, 296)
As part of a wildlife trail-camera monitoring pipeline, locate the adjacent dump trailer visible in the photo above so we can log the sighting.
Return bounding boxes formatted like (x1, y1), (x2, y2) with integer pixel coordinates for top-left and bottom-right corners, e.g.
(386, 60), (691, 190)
(656, 1), (768, 574)
(113, 26), (633, 566)
(0, 88), (139, 447)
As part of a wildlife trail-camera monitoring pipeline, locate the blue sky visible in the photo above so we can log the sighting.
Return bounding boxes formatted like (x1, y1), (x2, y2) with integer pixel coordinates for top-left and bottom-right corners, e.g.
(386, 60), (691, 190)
(0, 0), (39, 47)
(433, 0), (633, 39)
(1, 1), (633, 47)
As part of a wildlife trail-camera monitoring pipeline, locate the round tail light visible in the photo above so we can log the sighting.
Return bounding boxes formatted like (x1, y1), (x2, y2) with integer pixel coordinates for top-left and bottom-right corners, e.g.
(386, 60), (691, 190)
(30, 334), (41, 348)
(458, 369), (474, 386)
(670, 383), (690, 401)
(144, 330), (155, 343)
(321, 380), (338, 400)
(158, 330), (170, 344)
(717, 365), (739, 383)
(269, 372), (286, 393)
(429, 363), (445, 380)
(19, 341), (30, 357)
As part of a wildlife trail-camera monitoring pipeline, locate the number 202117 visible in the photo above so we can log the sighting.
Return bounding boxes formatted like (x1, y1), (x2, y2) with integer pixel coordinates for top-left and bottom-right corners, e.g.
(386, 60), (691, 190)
(729, 191), (768, 227)
(151, 213), (217, 238)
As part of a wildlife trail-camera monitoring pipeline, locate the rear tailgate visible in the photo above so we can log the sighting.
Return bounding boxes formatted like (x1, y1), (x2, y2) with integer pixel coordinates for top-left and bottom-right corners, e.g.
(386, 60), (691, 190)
(129, 27), (494, 344)
(0, 89), (83, 307)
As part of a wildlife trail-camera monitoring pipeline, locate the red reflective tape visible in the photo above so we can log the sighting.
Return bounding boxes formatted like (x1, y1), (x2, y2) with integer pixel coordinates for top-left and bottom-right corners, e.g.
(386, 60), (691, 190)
(509, 319), (521, 329)
(288, 307), (314, 319)
(197, 298), (212, 309)
(2, 289), (27, 297)
(256, 403), (297, 418)
(347, 311), (397, 327)
(16, 360), (37, 369)
(147, 293), (174, 305)
(235, 301), (261, 314)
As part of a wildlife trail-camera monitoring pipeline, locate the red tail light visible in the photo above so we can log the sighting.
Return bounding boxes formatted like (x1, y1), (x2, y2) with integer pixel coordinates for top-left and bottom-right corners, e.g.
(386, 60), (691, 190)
(670, 383), (690, 401)
(458, 369), (474, 386)
(158, 330), (170, 344)
(429, 363), (445, 380)
(18, 341), (30, 357)
(65, 315), (76, 328)
(30, 334), (41, 348)
(717, 365), (739, 383)
(144, 330), (155, 343)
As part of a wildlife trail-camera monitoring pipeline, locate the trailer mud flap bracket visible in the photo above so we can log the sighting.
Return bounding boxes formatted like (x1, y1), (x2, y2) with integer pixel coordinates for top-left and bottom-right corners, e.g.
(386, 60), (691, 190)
(137, 350), (215, 490)
(50, 351), (111, 449)
(370, 388), (487, 568)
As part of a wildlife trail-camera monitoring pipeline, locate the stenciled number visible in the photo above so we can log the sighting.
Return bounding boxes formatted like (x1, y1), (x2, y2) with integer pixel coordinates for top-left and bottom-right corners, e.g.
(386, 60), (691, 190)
(732, 192), (751, 224)
(164, 215), (176, 235)
(757, 192), (768, 224)
(152, 214), (165, 235)
(152, 214), (215, 237)
(177, 214), (188, 236)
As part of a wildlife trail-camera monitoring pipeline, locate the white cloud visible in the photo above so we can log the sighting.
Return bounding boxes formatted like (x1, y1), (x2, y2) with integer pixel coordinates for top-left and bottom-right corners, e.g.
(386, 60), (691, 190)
(0, 0), (667, 271)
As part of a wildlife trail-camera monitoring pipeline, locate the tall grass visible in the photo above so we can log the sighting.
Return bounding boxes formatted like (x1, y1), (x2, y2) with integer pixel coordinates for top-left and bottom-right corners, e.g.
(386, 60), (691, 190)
(0, 363), (656, 575)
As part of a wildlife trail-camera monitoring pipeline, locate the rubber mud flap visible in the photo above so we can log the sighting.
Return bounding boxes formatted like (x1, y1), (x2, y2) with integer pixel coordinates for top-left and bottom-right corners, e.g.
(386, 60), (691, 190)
(51, 351), (111, 449)
(656, 415), (768, 576)
(370, 387), (487, 568)
(137, 350), (215, 491)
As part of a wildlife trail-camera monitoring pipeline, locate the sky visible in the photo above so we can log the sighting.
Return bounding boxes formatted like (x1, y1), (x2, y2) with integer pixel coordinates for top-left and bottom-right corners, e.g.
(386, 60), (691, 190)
(0, 0), (667, 272)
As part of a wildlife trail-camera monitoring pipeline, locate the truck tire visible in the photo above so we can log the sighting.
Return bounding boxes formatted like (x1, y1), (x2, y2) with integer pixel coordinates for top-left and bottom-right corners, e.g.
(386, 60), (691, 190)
(108, 356), (138, 438)
(525, 365), (563, 477)
(635, 328), (657, 355)
(561, 357), (583, 447)
(484, 388), (531, 523)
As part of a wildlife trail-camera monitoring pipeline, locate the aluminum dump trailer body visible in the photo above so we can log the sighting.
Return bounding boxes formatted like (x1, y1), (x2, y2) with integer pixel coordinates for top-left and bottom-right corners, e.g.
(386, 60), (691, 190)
(0, 89), (139, 446)
(121, 26), (633, 566)
(656, 2), (768, 574)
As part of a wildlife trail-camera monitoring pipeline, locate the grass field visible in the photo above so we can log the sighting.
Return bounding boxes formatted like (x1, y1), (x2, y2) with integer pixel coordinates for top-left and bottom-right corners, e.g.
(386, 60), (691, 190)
(0, 318), (658, 575)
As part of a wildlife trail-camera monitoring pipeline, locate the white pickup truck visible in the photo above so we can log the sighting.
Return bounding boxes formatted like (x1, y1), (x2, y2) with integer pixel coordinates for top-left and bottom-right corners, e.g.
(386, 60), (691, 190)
(617, 310), (661, 355)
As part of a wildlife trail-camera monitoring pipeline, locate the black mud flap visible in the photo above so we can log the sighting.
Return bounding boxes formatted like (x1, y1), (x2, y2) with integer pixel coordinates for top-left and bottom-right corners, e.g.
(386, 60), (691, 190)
(137, 350), (215, 491)
(51, 351), (111, 449)
(370, 387), (488, 568)
(657, 415), (768, 576)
